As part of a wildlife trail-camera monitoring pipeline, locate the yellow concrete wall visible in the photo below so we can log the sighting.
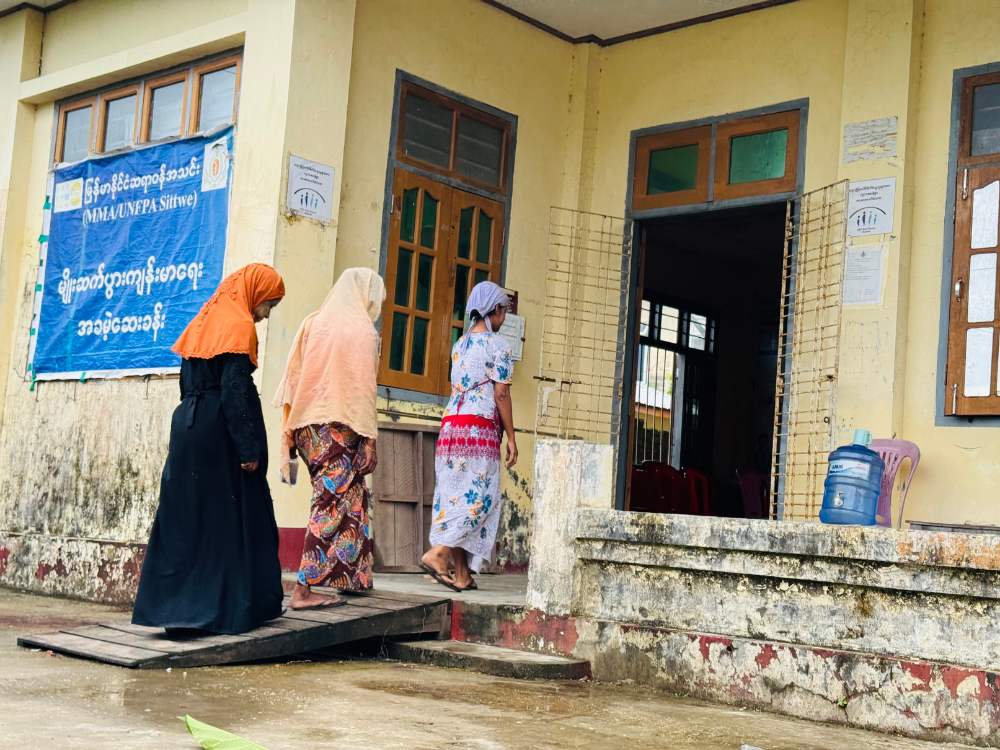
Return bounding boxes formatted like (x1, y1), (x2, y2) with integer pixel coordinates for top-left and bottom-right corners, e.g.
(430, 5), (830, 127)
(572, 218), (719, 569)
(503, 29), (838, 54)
(589, 0), (849, 217)
(38, 0), (248, 75)
(900, 0), (1000, 525)
(328, 0), (577, 564)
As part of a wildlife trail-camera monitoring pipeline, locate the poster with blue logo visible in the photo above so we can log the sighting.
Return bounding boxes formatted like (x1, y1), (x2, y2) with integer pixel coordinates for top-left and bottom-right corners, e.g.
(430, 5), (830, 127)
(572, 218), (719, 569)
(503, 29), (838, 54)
(30, 128), (233, 380)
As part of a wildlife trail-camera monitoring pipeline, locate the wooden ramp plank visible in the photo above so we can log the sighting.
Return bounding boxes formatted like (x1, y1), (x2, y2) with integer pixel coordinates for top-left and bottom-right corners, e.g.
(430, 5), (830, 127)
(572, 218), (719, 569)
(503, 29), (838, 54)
(64, 625), (201, 654)
(17, 632), (169, 668)
(18, 595), (449, 669)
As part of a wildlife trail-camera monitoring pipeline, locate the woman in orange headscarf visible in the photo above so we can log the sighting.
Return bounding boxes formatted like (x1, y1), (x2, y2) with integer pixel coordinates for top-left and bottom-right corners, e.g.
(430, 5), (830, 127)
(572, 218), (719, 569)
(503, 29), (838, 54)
(132, 263), (286, 635)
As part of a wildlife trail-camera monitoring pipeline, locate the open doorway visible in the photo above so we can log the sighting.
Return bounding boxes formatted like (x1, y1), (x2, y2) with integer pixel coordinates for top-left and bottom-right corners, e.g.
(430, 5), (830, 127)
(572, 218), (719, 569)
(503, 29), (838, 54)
(627, 203), (786, 519)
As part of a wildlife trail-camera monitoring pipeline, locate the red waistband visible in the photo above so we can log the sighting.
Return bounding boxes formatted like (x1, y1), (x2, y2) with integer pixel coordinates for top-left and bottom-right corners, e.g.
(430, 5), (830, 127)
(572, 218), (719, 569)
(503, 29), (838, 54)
(441, 414), (497, 429)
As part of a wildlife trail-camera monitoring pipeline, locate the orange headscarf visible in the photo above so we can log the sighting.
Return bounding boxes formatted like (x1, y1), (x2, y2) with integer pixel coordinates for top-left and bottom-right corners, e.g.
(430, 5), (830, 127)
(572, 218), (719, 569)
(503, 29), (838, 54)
(173, 263), (285, 366)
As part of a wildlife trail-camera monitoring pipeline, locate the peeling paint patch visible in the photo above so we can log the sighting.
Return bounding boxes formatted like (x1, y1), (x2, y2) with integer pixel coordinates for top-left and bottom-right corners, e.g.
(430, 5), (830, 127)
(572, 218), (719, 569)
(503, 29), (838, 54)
(1, 533), (145, 604)
(756, 642), (779, 668)
(450, 601), (579, 657)
(574, 619), (1000, 746)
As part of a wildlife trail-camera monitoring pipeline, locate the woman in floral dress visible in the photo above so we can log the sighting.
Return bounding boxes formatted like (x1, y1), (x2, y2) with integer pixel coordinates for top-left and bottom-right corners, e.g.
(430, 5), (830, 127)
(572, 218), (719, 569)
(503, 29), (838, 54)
(273, 268), (386, 609)
(422, 282), (517, 591)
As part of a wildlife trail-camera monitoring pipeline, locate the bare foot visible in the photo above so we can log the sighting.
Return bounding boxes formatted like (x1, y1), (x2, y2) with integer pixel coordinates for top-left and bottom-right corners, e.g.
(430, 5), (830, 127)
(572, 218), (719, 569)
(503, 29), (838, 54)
(289, 583), (343, 610)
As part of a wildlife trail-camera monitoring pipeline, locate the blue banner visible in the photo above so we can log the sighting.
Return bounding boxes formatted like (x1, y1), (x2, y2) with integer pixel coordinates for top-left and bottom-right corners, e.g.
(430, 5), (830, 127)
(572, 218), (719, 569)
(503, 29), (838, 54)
(32, 128), (234, 379)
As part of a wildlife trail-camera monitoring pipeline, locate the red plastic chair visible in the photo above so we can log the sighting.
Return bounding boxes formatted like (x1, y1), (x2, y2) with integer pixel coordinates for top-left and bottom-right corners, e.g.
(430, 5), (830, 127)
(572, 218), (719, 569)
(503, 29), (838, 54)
(683, 468), (711, 515)
(629, 466), (657, 512)
(640, 461), (688, 513)
(869, 439), (920, 529)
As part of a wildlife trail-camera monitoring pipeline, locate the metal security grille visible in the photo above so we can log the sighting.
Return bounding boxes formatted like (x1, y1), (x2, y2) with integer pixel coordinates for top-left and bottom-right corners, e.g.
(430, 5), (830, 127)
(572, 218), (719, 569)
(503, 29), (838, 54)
(535, 207), (631, 446)
(770, 181), (848, 520)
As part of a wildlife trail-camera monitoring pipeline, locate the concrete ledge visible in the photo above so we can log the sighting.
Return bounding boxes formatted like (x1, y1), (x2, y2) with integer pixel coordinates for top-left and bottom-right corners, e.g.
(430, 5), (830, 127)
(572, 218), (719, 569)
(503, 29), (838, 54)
(386, 639), (591, 680)
(577, 536), (1000, 599)
(577, 509), (1000, 573)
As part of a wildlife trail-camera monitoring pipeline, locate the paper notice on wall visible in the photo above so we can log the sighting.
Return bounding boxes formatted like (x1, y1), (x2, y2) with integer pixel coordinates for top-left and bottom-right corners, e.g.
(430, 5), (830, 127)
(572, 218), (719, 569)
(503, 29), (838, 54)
(843, 244), (884, 306)
(847, 178), (895, 237)
(971, 180), (1000, 250)
(287, 155), (334, 223)
(499, 313), (525, 361)
(843, 116), (898, 163)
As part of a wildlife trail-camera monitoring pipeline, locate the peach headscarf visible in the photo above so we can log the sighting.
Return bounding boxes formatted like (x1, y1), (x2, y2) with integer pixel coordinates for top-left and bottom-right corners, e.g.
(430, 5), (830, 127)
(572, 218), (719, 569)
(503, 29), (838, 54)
(173, 263), (285, 366)
(273, 268), (386, 476)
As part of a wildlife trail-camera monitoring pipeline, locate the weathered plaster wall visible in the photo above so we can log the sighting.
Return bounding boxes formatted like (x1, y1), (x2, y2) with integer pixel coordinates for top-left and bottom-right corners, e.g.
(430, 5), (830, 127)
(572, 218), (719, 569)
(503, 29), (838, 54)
(0, 0), (355, 600)
(566, 513), (1000, 745)
(524, 439), (1000, 744)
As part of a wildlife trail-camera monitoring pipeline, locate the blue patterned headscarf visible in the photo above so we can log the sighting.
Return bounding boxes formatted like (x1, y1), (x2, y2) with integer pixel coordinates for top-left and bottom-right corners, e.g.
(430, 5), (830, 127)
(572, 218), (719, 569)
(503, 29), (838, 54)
(465, 281), (510, 332)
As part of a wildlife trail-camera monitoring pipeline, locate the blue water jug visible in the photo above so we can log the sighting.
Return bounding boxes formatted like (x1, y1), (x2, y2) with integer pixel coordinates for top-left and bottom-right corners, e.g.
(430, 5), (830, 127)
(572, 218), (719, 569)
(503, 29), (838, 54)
(819, 429), (884, 526)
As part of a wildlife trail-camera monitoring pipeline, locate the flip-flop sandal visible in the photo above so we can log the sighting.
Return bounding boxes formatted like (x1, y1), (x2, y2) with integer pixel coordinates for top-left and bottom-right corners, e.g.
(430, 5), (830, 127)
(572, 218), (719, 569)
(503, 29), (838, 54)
(289, 597), (347, 611)
(420, 562), (462, 592)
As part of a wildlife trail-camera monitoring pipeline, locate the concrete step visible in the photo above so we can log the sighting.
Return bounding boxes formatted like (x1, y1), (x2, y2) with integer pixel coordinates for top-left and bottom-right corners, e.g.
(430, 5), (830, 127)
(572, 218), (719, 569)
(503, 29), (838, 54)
(386, 639), (591, 680)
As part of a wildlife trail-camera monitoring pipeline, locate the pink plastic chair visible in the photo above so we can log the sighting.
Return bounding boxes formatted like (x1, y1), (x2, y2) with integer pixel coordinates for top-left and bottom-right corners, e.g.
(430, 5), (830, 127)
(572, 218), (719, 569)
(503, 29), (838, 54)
(869, 439), (921, 529)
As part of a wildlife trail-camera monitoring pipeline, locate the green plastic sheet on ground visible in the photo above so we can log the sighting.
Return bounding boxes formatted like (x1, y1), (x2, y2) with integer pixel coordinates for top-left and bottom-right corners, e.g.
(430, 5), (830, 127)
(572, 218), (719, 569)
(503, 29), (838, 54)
(180, 715), (269, 750)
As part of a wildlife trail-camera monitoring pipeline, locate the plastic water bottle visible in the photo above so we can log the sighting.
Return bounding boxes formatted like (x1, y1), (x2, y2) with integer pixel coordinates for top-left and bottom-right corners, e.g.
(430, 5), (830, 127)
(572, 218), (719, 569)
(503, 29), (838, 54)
(819, 429), (884, 526)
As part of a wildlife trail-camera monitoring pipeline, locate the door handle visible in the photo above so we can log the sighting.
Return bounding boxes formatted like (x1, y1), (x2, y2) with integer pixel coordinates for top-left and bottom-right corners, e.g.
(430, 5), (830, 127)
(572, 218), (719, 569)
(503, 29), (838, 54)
(955, 277), (964, 302)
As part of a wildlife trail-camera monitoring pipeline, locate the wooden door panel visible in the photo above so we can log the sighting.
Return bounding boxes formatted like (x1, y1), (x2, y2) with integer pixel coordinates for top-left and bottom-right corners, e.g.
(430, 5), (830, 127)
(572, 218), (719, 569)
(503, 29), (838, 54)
(373, 423), (440, 572)
(946, 164), (1000, 415)
(380, 169), (453, 394)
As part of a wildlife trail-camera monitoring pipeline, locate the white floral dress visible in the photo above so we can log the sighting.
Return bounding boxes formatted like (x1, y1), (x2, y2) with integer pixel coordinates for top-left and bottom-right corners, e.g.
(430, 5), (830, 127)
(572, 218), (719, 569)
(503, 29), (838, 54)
(429, 332), (514, 571)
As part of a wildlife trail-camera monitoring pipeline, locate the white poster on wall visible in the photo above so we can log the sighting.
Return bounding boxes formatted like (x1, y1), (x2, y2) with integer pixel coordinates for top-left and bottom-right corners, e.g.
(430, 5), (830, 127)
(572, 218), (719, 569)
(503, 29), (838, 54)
(287, 155), (334, 223)
(843, 244), (884, 306)
(847, 178), (896, 237)
(499, 313), (525, 361)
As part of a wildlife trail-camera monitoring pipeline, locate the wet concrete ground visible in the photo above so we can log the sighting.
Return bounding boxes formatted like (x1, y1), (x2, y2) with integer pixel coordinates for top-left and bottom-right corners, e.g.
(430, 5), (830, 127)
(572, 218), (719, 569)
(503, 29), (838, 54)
(0, 588), (977, 750)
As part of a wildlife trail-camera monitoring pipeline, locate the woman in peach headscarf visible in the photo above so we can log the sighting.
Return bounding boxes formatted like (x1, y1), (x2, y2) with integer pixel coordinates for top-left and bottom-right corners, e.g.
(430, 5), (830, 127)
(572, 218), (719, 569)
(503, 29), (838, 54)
(132, 263), (286, 635)
(274, 267), (386, 609)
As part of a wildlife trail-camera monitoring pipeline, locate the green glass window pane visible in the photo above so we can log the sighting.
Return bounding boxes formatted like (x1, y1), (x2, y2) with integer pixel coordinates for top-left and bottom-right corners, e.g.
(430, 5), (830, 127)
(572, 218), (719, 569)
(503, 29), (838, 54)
(474, 268), (489, 285)
(453, 265), (470, 320)
(393, 248), (413, 306)
(458, 207), (474, 259)
(420, 193), (438, 248)
(410, 317), (429, 375)
(647, 144), (698, 194)
(389, 313), (408, 372)
(476, 211), (493, 263)
(400, 188), (418, 243)
(728, 129), (788, 184)
(448, 326), (463, 380)
(415, 254), (433, 311)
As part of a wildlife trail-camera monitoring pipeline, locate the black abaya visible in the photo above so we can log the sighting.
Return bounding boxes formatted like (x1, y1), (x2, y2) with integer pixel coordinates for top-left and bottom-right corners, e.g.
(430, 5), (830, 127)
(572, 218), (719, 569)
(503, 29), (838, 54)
(132, 353), (283, 634)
